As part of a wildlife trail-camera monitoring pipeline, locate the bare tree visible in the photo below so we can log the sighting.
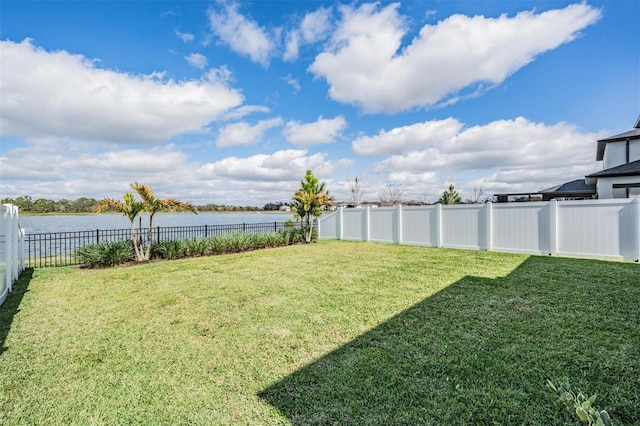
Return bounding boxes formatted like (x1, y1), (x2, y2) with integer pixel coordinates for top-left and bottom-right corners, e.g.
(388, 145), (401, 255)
(347, 175), (365, 206)
(469, 186), (486, 204)
(378, 183), (405, 206)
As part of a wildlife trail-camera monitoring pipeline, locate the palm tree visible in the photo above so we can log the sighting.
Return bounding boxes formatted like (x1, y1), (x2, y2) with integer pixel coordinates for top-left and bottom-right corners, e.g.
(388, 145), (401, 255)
(131, 182), (198, 260)
(95, 192), (146, 261)
(291, 170), (334, 243)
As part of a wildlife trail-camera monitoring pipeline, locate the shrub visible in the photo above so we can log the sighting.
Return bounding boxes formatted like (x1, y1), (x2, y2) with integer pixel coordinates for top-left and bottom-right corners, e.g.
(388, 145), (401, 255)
(186, 237), (208, 257)
(207, 234), (230, 255)
(77, 240), (135, 268)
(78, 230), (306, 267)
(253, 231), (285, 248)
(153, 239), (187, 260)
(227, 232), (253, 252)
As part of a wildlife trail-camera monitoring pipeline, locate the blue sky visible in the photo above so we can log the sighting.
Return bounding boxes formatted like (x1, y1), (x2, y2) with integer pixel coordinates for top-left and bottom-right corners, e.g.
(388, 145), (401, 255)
(1, 0), (638, 205)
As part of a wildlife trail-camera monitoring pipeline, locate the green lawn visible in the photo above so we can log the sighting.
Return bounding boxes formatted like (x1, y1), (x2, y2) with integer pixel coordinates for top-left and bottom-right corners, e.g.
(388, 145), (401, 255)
(1, 241), (638, 425)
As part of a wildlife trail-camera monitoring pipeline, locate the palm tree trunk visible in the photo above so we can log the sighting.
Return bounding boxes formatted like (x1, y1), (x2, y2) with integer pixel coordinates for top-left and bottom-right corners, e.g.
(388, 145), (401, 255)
(304, 214), (312, 243)
(130, 222), (144, 261)
(144, 214), (155, 261)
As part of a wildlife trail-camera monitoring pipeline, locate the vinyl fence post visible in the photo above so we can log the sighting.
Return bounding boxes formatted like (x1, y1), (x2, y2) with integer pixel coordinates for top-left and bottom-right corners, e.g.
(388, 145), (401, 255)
(365, 206), (370, 242)
(3, 205), (11, 293)
(485, 201), (493, 251)
(11, 206), (19, 283)
(635, 196), (640, 262)
(436, 203), (443, 248)
(396, 204), (403, 244)
(338, 206), (344, 240)
(549, 199), (558, 256)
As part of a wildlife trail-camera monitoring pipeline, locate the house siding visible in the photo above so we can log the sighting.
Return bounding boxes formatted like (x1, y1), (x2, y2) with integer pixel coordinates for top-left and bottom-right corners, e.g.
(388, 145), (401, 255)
(603, 140), (627, 169)
(630, 139), (640, 163)
(597, 176), (640, 199)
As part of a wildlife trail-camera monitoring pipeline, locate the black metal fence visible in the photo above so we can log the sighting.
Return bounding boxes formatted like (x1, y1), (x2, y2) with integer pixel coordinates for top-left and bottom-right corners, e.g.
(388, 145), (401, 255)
(25, 221), (294, 268)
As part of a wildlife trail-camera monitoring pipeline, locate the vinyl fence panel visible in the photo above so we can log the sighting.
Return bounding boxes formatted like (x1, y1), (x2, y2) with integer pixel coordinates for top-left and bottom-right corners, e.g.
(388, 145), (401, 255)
(492, 202), (551, 255)
(556, 199), (640, 260)
(342, 208), (366, 240)
(1, 204), (25, 307)
(369, 208), (397, 243)
(401, 206), (437, 246)
(441, 204), (487, 250)
(321, 198), (640, 262)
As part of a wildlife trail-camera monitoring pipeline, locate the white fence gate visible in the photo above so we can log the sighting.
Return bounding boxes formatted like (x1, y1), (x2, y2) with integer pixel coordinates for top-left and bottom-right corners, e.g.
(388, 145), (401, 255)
(1, 204), (25, 306)
(318, 198), (640, 262)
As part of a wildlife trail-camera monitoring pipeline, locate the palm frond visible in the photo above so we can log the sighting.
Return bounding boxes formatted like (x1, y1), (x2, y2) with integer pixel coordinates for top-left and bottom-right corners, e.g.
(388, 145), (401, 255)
(131, 182), (155, 203)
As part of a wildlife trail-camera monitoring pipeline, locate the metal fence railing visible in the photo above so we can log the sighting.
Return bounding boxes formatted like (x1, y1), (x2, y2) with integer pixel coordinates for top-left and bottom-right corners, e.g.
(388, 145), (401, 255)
(25, 221), (294, 268)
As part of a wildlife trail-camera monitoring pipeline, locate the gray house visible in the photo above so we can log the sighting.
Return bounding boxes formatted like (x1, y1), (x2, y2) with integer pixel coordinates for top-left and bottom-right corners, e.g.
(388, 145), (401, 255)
(495, 116), (640, 202)
(585, 117), (640, 198)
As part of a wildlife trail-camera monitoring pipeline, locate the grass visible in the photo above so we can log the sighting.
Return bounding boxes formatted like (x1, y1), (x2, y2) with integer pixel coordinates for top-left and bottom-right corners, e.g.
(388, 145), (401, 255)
(1, 241), (638, 425)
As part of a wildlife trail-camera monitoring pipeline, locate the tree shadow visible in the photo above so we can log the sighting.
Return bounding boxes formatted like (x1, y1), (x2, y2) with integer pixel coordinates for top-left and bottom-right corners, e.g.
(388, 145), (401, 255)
(258, 257), (639, 425)
(0, 268), (34, 356)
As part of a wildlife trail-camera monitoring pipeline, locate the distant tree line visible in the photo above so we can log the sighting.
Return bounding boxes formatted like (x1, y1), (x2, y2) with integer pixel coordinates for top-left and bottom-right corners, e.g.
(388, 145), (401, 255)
(1, 195), (98, 213)
(1, 195), (268, 214)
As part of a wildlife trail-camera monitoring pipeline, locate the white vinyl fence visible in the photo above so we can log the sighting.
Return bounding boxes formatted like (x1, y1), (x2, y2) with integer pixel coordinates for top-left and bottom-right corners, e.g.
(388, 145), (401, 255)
(318, 198), (640, 262)
(1, 204), (25, 306)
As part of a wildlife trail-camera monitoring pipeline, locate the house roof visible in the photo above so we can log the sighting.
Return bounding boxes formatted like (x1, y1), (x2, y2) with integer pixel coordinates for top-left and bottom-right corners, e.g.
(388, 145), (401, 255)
(539, 179), (596, 195)
(494, 179), (596, 201)
(585, 159), (640, 183)
(596, 116), (640, 160)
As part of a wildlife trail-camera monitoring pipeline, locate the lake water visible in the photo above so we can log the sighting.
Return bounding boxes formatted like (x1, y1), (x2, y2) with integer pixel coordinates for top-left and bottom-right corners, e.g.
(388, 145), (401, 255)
(19, 212), (295, 234)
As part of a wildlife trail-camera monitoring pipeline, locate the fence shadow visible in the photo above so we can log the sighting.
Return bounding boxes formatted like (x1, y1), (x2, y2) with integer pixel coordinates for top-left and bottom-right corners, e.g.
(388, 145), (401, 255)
(0, 268), (34, 356)
(258, 256), (639, 424)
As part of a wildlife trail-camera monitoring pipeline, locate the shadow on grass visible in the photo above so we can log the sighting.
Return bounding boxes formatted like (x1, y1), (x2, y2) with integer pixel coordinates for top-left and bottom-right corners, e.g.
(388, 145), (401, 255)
(259, 257), (640, 425)
(0, 268), (34, 356)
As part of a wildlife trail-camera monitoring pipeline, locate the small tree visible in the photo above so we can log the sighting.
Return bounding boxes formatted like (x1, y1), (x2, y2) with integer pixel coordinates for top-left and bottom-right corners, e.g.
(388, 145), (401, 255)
(291, 170), (334, 243)
(439, 184), (461, 205)
(347, 175), (365, 206)
(378, 183), (405, 206)
(131, 182), (198, 260)
(95, 192), (146, 261)
(96, 183), (198, 262)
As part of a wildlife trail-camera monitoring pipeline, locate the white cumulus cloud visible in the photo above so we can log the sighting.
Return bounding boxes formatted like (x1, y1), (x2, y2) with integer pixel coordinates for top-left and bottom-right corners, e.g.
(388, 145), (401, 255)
(284, 7), (332, 61)
(283, 116), (347, 146)
(309, 3), (601, 113)
(208, 1), (275, 67)
(353, 118), (463, 156)
(185, 52), (208, 69)
(370, 117), (605, 176)
(175, 29), (195, 43)
(216, 117), (283, 148)
(199, 149), (350, 182)
(0, 39), (244, 144)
